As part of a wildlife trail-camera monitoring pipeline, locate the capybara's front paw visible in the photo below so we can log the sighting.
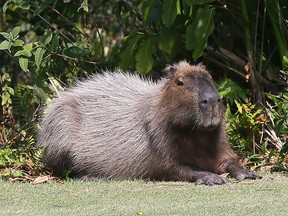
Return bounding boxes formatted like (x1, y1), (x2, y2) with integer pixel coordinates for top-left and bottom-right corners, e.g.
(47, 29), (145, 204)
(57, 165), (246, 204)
(234, 169), (262, 181)
(195, 172), (228, 186)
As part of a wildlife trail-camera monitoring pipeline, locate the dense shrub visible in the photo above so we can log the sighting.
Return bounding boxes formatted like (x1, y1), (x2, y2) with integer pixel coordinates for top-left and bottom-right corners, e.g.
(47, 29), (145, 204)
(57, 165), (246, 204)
(0, 0), (287, 180)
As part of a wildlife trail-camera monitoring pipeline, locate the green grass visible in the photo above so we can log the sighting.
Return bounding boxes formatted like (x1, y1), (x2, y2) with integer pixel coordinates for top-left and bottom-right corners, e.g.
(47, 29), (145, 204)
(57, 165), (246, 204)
(0, 172), (287, 216)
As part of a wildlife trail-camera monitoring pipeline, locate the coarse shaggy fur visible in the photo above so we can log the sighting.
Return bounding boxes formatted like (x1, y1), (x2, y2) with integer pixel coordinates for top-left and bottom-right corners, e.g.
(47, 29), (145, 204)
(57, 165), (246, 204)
(37, 69), (173, 179)
(37, 61), (261, 184)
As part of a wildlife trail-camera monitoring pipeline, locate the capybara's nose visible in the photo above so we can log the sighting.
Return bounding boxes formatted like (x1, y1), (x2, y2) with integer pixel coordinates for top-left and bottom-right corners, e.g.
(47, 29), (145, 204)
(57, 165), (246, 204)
(200, 90), (221, 109)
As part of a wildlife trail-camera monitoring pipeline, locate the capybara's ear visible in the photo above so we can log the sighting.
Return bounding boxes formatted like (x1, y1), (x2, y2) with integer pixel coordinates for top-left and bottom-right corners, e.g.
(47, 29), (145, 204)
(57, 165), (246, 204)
(196, 62), (206, 70)
(163, 64), (176, 77)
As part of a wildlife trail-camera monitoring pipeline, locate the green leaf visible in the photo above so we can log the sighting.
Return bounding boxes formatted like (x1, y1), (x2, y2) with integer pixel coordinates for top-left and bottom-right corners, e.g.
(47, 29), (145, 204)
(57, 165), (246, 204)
(0, 40), (10, 50)
(248, 154), (262, 163)
(11, 26), (21, 39)
(78, 0), (89, 12)
(14, 50), (23, 57)
(261, 140), (268, 153)
(2, 91), (11, 105)
(192, 36), (208, 60)
(156, 29), (175, 54)
(119, 35), (143, 70)
(42, 30), (53, 45)
(162, 0), (178, 27)
(194, 7), (215, 39)
(3, 0), (12, 12)
(280, 142), (288, 154)
(12, 39), (24, 47)
(34, 47), (46, 67)
(193, 7), (215, 60)
(50, 35), (60, 51)
(276, 119), (285, 135)
(142, 0), (158, 25)
(235, 100), (243, 114)
(283, 56), (288, 70)
(14, 50), (31, 58)
(6, 87), (14, 95)
(12, 0), (30, 10)
(186, 0), (215, 5)
(64, 46), (85, 58)
(23, 43), (33, 51)
(33, 2), (46, 16)
(22, 50), (32, 57)
(0, 32), (10, 40)
(186, 6), (215, 60)
(34, 86), (52, 105)
(135, 37), (154, 75)
(186, 22), (198, 50)
(19, 57), (29, 72)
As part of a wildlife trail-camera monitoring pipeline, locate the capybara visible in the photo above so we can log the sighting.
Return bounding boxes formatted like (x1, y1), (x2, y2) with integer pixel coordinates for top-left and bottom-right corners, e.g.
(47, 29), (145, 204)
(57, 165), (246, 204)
(37, 61), (261, 185)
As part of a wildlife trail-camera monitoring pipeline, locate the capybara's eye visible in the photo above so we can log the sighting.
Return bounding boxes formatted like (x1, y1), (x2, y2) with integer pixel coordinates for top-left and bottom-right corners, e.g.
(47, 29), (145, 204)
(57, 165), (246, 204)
(176, 79), (184, 86)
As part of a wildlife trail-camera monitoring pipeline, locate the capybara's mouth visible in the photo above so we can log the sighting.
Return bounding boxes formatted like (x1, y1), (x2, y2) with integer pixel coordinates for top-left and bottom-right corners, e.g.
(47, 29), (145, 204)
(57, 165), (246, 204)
(199, 124), (218, 131)
(197, 113), (222, 130)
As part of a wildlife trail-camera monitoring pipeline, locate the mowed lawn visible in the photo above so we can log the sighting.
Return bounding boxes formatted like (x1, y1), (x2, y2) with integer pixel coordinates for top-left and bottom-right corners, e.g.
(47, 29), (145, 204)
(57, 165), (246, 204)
(0, 172), (287, 216)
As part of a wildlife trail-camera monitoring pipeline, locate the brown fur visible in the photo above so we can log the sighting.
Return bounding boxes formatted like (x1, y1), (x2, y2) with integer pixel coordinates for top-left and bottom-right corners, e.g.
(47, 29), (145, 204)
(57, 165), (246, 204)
(37, 61), (261, 185)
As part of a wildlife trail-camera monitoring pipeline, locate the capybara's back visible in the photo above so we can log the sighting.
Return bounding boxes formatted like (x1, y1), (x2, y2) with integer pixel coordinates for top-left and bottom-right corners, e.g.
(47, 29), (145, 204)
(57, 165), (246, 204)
(37, 61), (261, 185)
(37, 71), (171, 179)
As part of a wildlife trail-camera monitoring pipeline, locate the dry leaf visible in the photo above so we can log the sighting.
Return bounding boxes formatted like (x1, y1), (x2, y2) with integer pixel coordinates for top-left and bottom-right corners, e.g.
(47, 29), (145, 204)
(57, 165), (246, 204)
(32, 175), (51, 185)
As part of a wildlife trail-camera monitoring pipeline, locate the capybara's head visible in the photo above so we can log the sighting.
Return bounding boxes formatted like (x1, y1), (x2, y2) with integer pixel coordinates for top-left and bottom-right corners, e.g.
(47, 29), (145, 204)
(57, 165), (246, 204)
(160, 61), (225, 131)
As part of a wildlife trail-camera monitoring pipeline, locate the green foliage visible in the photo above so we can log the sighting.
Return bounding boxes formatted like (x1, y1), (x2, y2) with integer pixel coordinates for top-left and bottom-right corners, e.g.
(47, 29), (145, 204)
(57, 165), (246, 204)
(0, 133), (37, 178)
(0, 0), (123, 180)
(119, 34), (143, 70)
(0, 26), (22, 52)
(210, 0), (288, 105)
(33, 147), (45, 175)
(135, 37), (154, 75)
(217, 78), (249, 104)
(186, 4), (215, 60)
(117, 0), (218, 74)
(218, 79), (263, 156)
(0, 0), (287, 179)
(263, 87), (288, 171)
(218, 77), (288, 170)
(161, 0), (179, 27)
(226, 101), (263, 155)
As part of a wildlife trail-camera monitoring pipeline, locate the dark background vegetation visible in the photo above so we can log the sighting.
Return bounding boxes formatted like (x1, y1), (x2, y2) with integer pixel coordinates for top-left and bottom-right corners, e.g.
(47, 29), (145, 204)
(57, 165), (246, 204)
(0, 0), (287, 180)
